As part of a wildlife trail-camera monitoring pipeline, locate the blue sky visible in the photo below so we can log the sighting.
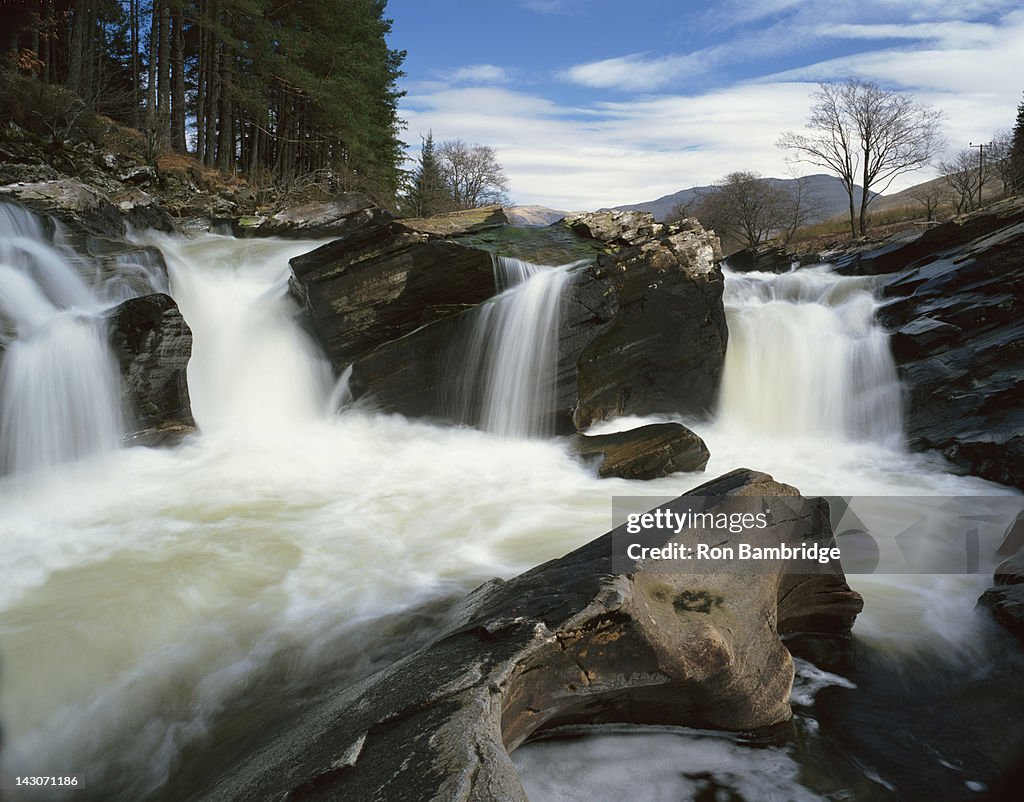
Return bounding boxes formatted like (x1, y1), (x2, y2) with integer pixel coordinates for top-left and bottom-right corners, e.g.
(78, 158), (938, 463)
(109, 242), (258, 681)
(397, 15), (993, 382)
(386, 0), (1024, 210)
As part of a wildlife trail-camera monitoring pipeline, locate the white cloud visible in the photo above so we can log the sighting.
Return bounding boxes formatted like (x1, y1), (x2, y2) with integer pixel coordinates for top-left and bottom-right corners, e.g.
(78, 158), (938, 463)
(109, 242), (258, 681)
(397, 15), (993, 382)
(442, 64), (512, 84)
(400, 7), (1024, 210)
(562, 52), (707, 92)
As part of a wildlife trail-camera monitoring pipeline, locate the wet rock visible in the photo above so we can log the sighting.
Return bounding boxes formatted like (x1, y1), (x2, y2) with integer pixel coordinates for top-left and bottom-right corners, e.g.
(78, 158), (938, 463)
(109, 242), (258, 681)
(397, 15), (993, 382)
(876, 198), (1024, 489)
(569, 422), (710, 479)
(339, 213), (726, 435)
(568, 216), (727, 429)
(726, 243), (794, 273)
(203, 468), (863, 802)
(978, 546), (1024, 644)
(236, 193), (391, 239)
(107, 293), (195, 439)
(289, 220), (497, 366)
(997, 511), (1024, 557)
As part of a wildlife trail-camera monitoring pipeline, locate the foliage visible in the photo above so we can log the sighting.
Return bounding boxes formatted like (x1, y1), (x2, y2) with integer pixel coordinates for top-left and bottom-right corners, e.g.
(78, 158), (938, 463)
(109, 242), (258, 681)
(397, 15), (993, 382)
(1, 0), (408, 206)
(1011, 94), (1024, 193)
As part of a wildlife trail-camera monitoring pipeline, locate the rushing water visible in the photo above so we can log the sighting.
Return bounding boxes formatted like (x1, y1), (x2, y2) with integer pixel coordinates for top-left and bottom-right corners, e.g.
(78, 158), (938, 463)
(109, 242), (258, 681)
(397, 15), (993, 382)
(451, 255), (576, 438)
(0, 205), (125, 474)
(0, 233), (1020, 801)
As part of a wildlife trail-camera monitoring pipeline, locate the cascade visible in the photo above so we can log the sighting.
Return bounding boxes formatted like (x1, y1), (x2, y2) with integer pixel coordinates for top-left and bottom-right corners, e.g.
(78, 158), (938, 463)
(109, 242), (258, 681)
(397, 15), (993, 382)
(452, 255), (575, 439)
(716, 265), (903, 447)
(0, 203), (125, 473)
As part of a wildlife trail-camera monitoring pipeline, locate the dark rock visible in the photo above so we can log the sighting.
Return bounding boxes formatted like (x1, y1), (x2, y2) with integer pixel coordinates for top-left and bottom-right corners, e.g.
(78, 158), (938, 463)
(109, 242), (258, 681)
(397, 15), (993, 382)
(289, 220), (497, 366)
(569, 217), (727, 428)
(997, 511), (1024, 557)
(201, 469), (863, 802)
(342, 214), (727, 436)
(235, 193), (391, 239)
(875, 198), (1024, 489)
(107, 293), (195, 438)
(835, 199), (1024, 277)
(569, 422), (710, 479)
(725, 243), (795, 273)
(979, 546), (1024, 644)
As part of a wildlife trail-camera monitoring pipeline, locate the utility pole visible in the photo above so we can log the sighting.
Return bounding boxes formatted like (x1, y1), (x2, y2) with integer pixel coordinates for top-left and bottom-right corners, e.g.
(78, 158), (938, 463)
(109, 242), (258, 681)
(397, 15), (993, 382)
(969, 141), (990, 207)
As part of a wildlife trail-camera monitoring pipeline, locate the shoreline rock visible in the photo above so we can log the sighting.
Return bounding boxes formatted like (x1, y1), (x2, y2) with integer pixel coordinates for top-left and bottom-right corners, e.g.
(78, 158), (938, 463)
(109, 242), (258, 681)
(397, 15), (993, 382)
(199, 468), (863, 802)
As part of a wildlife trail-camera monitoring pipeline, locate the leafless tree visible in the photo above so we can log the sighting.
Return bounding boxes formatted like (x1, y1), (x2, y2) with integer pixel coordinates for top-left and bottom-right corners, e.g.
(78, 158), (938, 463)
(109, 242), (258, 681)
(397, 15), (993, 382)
(692, 170), (789, 251)
(436, 140), (510, 209)
(940, 150), (983, 214)
(777, 170), (826, 244)
(908, 183), (948, 222)
(988, 130), (1016, 196)
(779, 79), (945, 237)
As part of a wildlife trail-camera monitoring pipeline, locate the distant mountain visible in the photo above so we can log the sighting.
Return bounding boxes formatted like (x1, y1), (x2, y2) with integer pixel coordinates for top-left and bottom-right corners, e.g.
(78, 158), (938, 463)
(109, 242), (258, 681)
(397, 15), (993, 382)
(506, 205), (572, 226)
(611, 174), (876, 224)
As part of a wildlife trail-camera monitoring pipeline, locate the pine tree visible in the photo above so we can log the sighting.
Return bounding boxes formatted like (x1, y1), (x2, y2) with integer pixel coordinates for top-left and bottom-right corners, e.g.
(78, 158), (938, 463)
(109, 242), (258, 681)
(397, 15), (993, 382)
(407, 131), (448, 216)
(1011, 93), (1024, 193)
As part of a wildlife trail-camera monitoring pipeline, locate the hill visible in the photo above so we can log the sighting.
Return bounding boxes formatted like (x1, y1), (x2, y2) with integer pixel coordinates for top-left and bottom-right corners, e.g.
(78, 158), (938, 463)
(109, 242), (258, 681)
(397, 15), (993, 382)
(612, 174), (875, 223)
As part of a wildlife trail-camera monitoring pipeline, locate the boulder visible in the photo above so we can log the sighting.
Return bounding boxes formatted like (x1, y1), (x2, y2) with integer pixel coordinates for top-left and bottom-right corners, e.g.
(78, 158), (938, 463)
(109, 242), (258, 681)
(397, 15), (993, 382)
(569, 422), (710, 479)
(875, 198), (1024, 489)
(107, 293), (196, 442)
(289, 220), (498, 367)
(725, 242), (794, 273)
(978, 547), (1024, 644)
(234, 193), (391, 239)
(201, 469), (863, 802)
(341, 214), (727, 435)
(401, 205), (509, 236)
(568, 214), (727, 428)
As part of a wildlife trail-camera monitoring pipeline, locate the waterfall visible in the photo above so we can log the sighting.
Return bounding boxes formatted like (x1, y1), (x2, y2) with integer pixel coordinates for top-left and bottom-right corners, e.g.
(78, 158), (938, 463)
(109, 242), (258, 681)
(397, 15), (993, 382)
(0, 203), (125, 473)
(452, 256), (575, 439)
(150, 234), (333, 433)
(716, 266), (903, 447)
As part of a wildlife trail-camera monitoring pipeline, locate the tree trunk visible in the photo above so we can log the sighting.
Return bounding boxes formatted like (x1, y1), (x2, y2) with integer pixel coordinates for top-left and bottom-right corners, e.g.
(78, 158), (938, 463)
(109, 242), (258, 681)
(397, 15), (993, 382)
(170, 2), (186, 153)
(216, 44), (233, 171)
(67, 0), (86, 93)
(158, 0), (171, 147)
(147, 0), (157, 133)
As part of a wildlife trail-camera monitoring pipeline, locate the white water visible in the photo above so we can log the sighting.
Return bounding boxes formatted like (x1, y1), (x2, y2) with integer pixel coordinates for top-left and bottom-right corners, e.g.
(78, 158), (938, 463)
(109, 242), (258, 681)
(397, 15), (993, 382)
(0, 204), (124, 473)
(453, 255), (575, 438)
(0, 234), (1019, 801)
(717, 266), (903, 447)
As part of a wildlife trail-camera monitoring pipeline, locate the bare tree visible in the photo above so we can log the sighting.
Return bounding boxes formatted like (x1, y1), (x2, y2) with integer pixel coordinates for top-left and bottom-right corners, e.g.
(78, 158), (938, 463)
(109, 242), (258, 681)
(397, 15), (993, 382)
(779, 79), (945, 237)
(777, 170), (825, 244)
(988, 130), (1015, 197)
(436, 140), (510, 209)
(692, 171), (789, 251)
(940, 150), (984, 213)
(908, 183), (948, 222)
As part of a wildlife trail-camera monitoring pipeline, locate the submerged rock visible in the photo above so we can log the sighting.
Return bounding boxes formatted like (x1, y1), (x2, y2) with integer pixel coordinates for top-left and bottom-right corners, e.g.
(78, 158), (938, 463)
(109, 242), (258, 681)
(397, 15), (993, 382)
(569, 422), (710, 479)
(203, 469), (862, 801)
(107, 293), (195, 442)
(875, 198), (1024, 489)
